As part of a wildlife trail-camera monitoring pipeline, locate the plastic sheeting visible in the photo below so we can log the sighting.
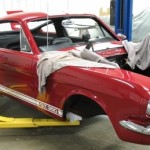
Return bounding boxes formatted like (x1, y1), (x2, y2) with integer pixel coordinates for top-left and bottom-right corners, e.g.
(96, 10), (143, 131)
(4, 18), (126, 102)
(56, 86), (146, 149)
(101, 7), (150, 42)
(132, 7), (150, 42)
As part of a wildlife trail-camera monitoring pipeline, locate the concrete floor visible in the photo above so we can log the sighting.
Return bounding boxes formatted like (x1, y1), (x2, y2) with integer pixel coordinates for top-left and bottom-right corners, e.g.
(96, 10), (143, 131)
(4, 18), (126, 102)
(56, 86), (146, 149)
(0, 96), (150, 150)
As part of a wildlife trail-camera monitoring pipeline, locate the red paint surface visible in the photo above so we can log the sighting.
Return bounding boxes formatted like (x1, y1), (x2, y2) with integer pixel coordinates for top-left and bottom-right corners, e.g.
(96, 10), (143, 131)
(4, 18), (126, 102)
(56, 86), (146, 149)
(0, 12), (150, 144)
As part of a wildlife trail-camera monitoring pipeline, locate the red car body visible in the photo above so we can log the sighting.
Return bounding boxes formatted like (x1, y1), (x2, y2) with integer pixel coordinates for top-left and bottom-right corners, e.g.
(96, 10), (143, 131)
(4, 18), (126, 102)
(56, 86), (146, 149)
(0, 12), (150, 145)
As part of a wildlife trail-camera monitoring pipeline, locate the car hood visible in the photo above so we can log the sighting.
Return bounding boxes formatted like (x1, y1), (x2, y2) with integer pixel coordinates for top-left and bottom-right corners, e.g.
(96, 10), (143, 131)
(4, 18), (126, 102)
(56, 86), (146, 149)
(57, 64), (150, 98)
(56, 41), (150, 94)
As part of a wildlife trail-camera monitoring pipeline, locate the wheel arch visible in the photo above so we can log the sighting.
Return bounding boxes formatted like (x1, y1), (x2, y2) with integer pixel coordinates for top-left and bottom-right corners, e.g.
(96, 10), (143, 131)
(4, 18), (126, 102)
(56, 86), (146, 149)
(62, 94), (106, 119)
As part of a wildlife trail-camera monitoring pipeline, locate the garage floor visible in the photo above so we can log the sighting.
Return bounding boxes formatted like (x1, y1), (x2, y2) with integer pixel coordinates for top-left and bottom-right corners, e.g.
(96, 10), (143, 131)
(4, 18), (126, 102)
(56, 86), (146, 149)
(0, 96), (150, 150)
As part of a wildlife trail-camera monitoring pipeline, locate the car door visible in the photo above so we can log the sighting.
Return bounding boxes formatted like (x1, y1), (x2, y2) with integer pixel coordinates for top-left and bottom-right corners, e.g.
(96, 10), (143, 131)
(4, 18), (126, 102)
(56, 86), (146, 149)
(0, 21), (36, 99)
(0, 49), (36, 97)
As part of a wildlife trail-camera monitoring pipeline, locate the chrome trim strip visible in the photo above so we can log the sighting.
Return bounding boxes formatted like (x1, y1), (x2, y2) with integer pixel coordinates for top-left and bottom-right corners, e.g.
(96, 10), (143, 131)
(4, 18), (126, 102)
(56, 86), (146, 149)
(0, 85), (63, 117)
(147, 101), (150, 115)
(120, 120), (150, 135)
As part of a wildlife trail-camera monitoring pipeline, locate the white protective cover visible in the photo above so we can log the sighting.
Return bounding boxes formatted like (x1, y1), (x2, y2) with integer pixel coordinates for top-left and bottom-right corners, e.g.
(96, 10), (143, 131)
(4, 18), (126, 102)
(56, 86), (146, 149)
(37, 49), (119, 93)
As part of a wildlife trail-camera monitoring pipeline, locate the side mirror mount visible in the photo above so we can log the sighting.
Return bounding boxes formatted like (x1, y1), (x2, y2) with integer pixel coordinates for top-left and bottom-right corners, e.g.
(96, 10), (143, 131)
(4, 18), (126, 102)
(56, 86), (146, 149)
(82, 34), (94, 51)
(82, 33), (90, 42)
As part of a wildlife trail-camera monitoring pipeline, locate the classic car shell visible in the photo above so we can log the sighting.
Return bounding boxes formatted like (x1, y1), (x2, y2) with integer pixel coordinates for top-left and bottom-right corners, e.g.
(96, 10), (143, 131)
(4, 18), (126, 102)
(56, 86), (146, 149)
(0, 12), (150, 145)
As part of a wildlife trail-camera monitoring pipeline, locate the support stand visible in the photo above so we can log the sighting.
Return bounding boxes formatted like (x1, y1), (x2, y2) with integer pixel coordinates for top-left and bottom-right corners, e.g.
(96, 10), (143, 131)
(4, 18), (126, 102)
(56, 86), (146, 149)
(0, 116), (80, 128)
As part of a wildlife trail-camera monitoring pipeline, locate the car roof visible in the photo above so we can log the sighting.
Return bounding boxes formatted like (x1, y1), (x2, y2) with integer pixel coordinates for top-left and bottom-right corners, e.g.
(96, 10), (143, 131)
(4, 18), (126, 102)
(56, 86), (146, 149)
(0, 12), (48, 22)
(0, 12), (97, 22)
